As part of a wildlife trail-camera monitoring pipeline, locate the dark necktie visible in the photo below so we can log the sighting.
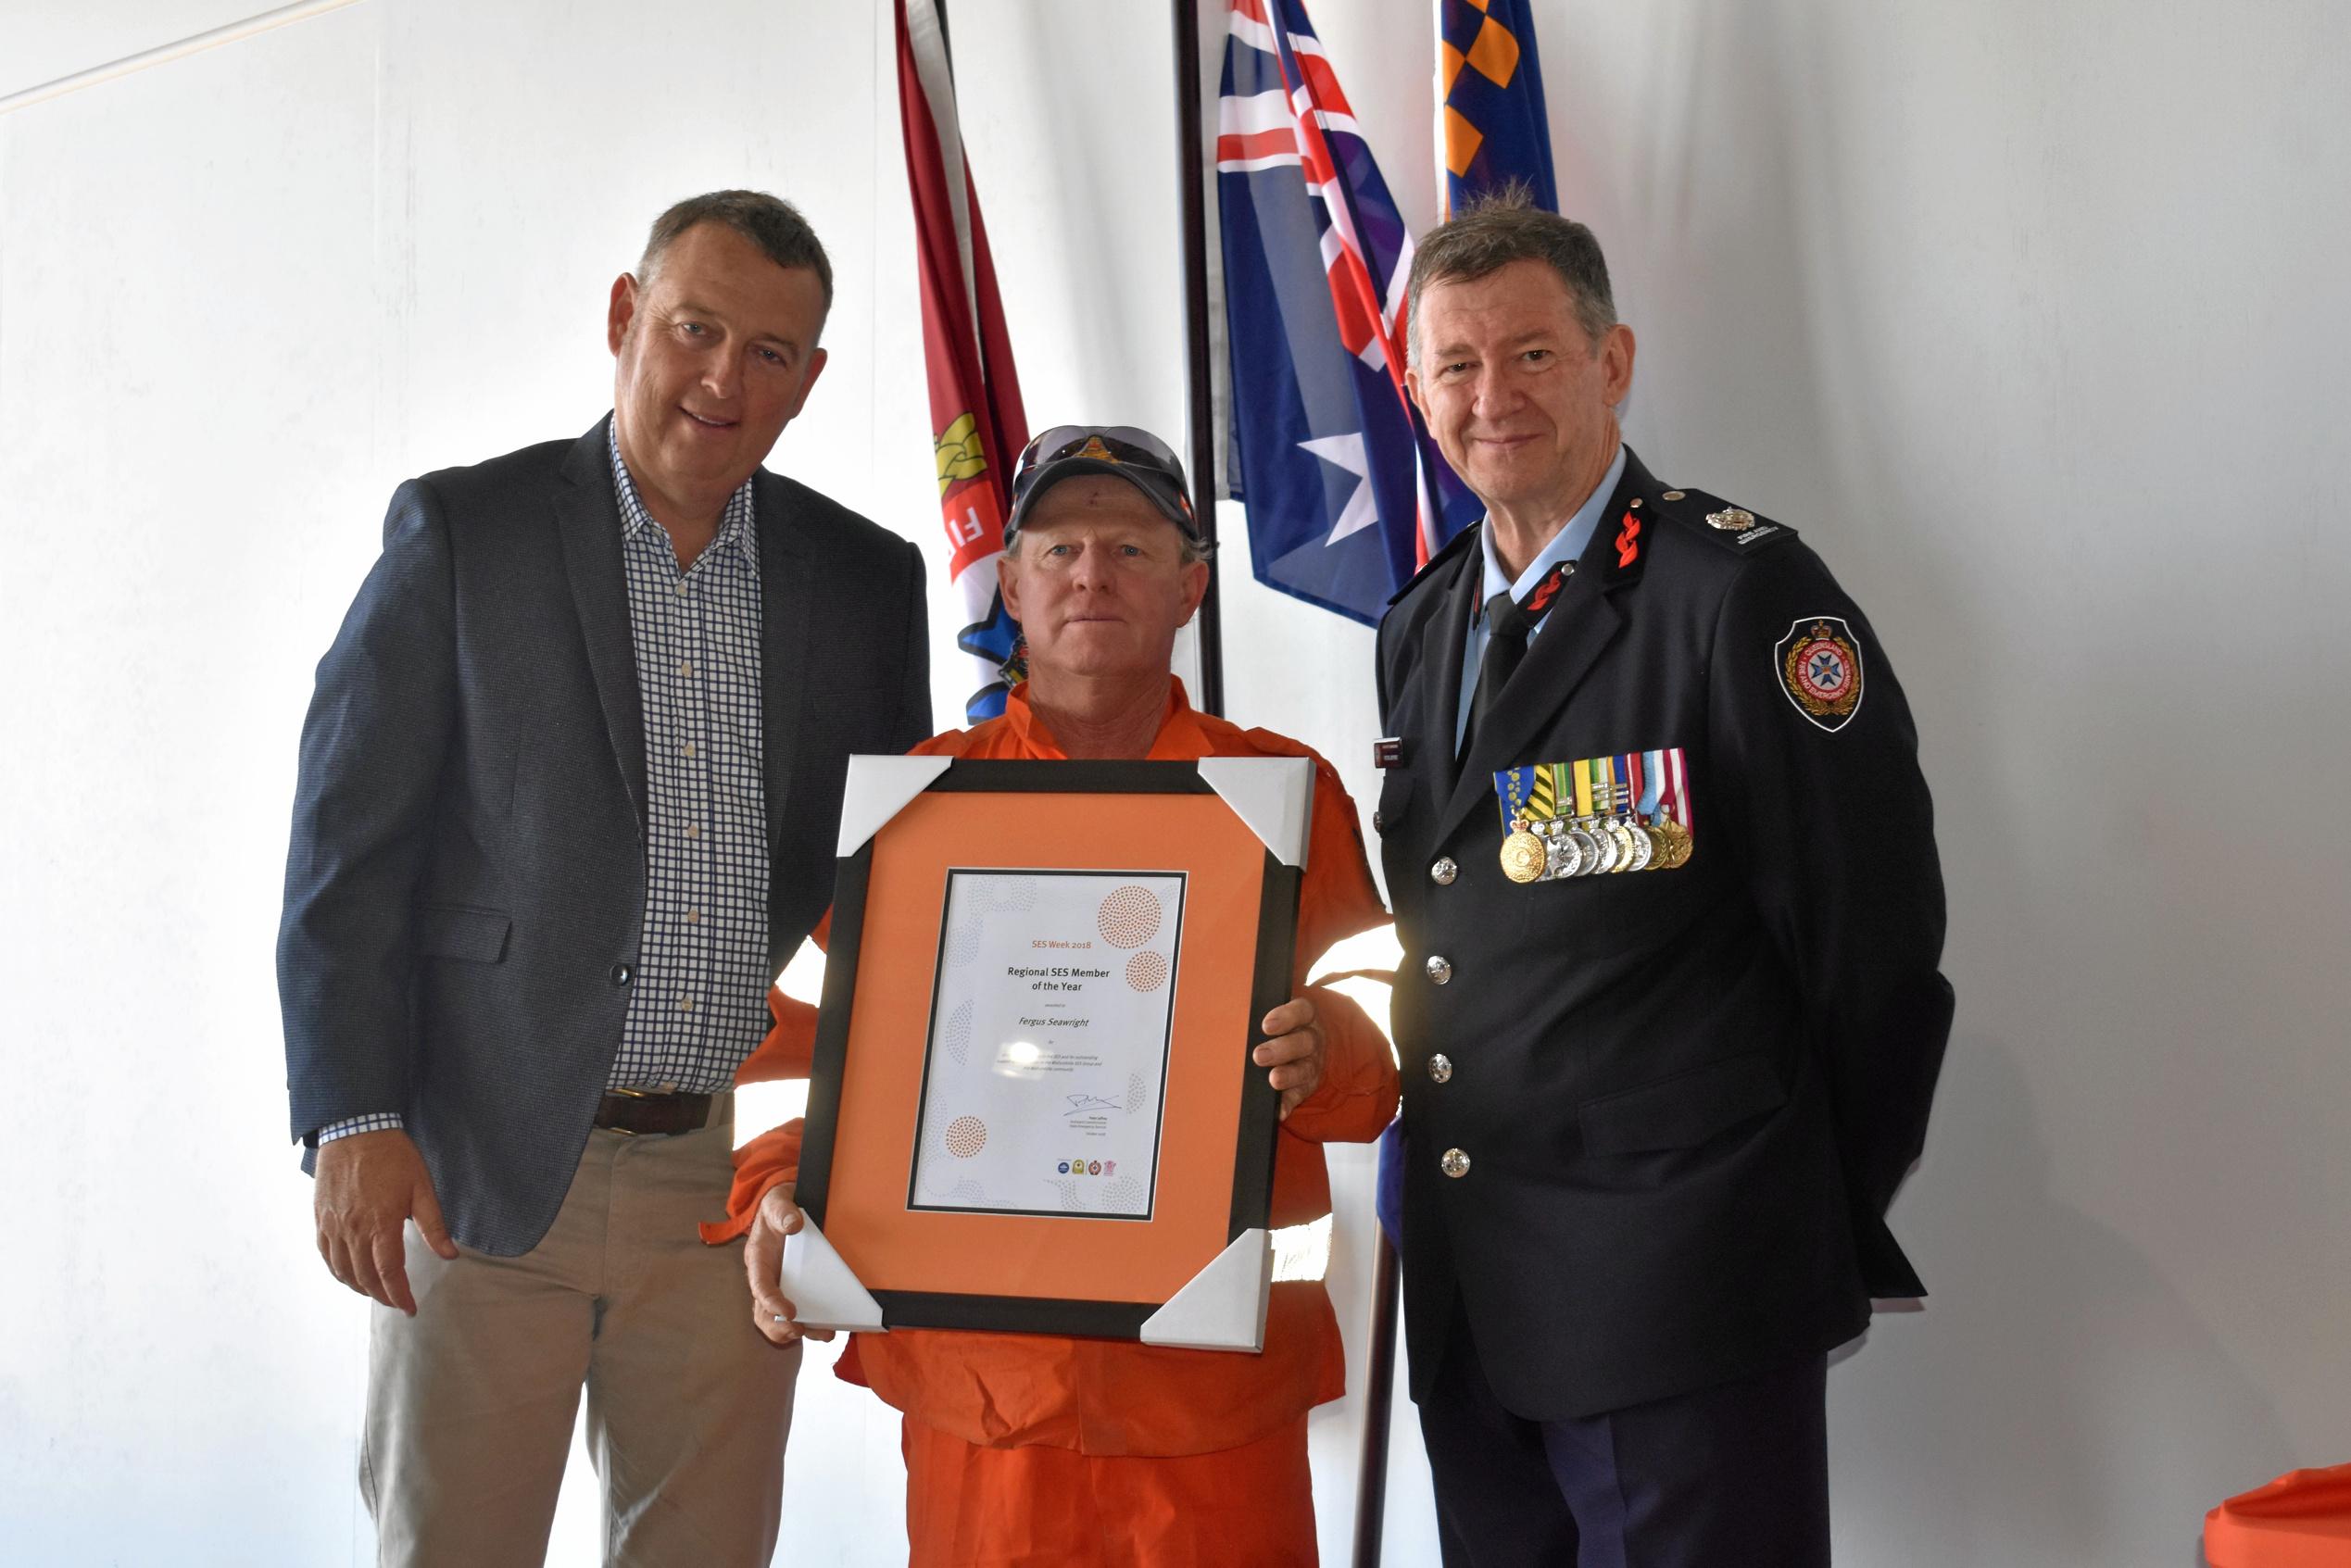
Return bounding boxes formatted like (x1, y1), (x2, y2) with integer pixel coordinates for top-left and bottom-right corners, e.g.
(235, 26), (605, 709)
(1462, 559), (1572, 759)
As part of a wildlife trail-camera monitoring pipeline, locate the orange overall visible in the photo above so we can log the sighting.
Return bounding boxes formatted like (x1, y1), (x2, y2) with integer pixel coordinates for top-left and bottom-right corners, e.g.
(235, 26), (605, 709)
(705, 681), (1396, 1565)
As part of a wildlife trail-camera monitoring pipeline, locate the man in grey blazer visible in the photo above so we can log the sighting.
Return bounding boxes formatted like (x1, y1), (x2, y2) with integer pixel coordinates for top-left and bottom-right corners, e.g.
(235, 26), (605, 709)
(279, 190), (929, 1565)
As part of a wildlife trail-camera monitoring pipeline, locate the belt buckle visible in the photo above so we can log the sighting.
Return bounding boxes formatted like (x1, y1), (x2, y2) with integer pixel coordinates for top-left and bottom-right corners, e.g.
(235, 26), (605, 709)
(607, 1085), (650, 1136)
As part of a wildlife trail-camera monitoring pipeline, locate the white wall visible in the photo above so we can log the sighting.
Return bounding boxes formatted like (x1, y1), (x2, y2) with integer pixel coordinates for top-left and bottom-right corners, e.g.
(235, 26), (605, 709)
(1, 2), (2345, 1564)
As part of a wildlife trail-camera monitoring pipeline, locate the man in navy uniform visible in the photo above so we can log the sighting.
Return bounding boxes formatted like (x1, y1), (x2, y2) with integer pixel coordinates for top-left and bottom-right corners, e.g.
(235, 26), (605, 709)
(1377, 192), (1954, 1565)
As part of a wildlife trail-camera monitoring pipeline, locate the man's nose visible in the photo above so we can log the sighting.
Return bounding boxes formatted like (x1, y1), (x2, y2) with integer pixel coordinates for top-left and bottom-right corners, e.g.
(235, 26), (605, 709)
(700, 346), (742, 400)
(1470, 366), (1519, 419)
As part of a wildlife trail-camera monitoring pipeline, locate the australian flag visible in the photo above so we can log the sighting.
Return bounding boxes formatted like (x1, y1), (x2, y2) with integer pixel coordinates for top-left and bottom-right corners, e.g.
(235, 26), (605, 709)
(1217, 0), (1476, 624)
(1441, 0), (1558, 215)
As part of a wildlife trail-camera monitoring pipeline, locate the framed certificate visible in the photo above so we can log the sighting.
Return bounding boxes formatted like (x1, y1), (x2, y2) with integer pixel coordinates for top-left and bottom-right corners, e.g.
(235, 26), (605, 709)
(781, 754), (1314, 1351)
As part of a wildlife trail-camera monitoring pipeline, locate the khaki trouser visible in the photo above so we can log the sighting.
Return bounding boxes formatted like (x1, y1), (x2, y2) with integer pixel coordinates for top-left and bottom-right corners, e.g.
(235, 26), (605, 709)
(361, 1122), (800, 1567)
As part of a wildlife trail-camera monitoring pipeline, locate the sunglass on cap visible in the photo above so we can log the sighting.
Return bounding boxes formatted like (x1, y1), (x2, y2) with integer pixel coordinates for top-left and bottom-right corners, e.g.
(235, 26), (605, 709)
(1007, 424), (1200, 539)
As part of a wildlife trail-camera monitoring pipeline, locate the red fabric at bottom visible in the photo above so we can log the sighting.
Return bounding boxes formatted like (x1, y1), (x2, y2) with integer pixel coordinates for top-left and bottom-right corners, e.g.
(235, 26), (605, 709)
(2205, 1463), (2351, 1567)
(901, 1412), (1320, 1568)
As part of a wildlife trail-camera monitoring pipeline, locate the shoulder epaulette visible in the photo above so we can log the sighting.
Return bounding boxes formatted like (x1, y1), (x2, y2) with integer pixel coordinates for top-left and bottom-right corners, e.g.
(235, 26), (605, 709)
(1386, 520), (1482, 608)
(1643, 485), (1801, 557)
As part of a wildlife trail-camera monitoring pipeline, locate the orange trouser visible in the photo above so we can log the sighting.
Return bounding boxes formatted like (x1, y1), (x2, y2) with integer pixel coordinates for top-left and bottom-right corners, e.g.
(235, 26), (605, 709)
(901, 1412), (1319, 1568)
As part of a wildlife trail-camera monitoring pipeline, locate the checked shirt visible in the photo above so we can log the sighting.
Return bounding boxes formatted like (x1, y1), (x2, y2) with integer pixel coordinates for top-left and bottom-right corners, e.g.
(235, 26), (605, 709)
(318, 420), (771, 1141)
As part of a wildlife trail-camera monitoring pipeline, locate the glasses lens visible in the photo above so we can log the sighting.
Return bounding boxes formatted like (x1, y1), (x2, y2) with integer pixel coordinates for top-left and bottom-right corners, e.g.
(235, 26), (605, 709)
(1093, 426), (1183, 472)
(1015, 425), (1182, 481)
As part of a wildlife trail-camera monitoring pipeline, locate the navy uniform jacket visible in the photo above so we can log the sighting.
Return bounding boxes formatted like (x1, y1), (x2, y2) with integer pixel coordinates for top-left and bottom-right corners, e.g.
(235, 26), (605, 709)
(278, 419), (930, 1256)
(1375, 446), (1952, 1421)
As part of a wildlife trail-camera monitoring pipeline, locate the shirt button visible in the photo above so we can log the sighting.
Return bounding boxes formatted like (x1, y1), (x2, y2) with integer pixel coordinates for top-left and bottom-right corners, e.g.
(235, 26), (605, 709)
(685, 823), (700, 839)
(678, 995), (697, 1013)
(1441, 1148), (1471, 1178)
(610, 963), (634, 986)
(1428, 1053), (1452, 1084)
(682, 741), (697, 759)
(678, 660), (694, 678)
(1430, 858), (1457, 886)
(1426, 955), (1452, 985)
(685, 909), (700, 924)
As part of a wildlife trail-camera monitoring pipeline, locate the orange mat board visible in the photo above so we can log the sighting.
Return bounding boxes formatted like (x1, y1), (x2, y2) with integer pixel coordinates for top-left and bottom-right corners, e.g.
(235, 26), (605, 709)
(815, 784), (1280, 1309)
(2204, 1463), (2351, 1567)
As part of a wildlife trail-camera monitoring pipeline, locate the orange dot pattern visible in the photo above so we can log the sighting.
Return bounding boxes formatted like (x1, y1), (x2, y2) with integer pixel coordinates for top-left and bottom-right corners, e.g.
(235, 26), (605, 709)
(1097, 885), (1163, 948)
(1125, 949), (1169, 992)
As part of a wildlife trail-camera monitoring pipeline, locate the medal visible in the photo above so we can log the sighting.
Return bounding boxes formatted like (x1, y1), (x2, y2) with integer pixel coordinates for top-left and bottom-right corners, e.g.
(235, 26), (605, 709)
(1653, 747), (1696, 869)
(1543, 817), (1590, 878)
(1581, 815), (1621, 873)
(1493, 765), (1565, 883)
(1613, 752), (1655, 872)
(1649, 803), (1691, 870)
(1569, 759), (1617, 874)
(1497, 750), (1698, 880)
(1592, 757), (1636, 872)
(1500, 820), (1547, 883)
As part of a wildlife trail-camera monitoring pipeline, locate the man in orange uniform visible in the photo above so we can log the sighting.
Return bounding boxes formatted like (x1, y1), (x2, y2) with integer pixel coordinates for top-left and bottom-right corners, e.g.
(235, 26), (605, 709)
(703, 423), (1397, 1565)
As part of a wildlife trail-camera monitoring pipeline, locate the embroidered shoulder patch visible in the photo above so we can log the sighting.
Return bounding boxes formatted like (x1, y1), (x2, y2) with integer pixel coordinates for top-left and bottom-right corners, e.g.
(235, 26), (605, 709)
(1776, 617), (1865, 732)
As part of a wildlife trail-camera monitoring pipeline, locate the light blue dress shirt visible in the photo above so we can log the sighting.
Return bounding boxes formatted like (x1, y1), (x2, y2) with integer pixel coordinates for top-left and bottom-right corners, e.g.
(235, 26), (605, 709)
(1455, 442), (1628, 754)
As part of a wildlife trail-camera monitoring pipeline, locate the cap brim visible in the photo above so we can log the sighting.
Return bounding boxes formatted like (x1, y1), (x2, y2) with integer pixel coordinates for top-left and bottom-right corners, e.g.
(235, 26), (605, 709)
(1007, 458), (1198, 539)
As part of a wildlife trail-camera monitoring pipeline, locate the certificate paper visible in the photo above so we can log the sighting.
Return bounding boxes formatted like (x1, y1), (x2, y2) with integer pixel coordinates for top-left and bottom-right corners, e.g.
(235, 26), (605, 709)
(909, 869), (1187, 1220)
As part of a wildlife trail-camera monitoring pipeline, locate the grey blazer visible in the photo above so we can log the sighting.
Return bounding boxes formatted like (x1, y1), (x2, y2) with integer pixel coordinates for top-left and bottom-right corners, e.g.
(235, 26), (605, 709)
(279, 418), (930, 1254)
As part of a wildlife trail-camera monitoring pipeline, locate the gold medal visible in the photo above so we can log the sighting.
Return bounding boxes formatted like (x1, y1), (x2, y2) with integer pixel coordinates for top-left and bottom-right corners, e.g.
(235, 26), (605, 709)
(1648, 807), (1691, 870)
(1500, 822), (1547, 884)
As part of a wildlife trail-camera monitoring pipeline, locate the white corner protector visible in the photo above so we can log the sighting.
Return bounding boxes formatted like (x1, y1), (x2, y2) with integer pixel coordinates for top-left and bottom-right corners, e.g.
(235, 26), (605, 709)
(780, 1220), (886, 1334)
(1196, 757), (1313, 867)
(835, 754), (954, 857)
(1138, 1228), (1271, 1353)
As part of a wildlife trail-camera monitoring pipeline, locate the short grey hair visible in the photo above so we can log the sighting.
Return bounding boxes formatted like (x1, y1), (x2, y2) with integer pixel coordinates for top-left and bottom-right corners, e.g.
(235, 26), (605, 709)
(1406, 184), (1616, 369)
(638, 190), (834, 319)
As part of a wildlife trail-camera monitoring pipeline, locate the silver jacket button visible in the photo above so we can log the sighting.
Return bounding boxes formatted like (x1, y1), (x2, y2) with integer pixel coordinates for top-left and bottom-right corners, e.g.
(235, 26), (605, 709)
(1441, 1148), (1471, 1178)
(1427, 1053), (1452, 1084)
(1430, 857), (1458, 885)
(1425, 954), (1452, 985)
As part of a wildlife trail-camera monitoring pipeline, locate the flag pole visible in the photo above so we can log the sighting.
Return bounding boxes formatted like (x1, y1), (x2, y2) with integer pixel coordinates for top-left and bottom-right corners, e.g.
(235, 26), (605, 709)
(1171, 0), (1226, 718)
(1351, 1226), (1402, 1566)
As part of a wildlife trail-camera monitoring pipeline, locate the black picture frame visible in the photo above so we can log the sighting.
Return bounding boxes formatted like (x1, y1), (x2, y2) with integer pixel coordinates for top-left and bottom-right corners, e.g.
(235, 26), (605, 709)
(792, 759), (1303, 1339)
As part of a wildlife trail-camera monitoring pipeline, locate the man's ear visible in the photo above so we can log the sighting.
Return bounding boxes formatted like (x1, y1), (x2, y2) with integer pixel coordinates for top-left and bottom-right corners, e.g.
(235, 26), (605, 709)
(1176, 557), (1211, 625)
(780, 346), (829, 421)
(998, 548), (1025, 622)
(608, 273), (639, 356)
(1599, 322), (1637, 407)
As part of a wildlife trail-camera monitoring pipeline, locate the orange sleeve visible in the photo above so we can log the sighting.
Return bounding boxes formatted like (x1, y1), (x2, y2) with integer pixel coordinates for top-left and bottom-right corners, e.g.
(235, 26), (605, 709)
(733, 983), (820, 1086)
(698, 1117), (802, 1244)
(1288, 751), (1390, 982)
(1276, 981), (1398, 1143)
(702, 911), (836, 1243)
(1268, 749), (1395, 1144)
(704, 727), (972, 1246)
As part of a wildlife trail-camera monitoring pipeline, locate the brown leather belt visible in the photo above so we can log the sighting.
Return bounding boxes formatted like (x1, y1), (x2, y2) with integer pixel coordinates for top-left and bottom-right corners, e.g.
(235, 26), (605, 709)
(594, 1088), (724, 1137)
